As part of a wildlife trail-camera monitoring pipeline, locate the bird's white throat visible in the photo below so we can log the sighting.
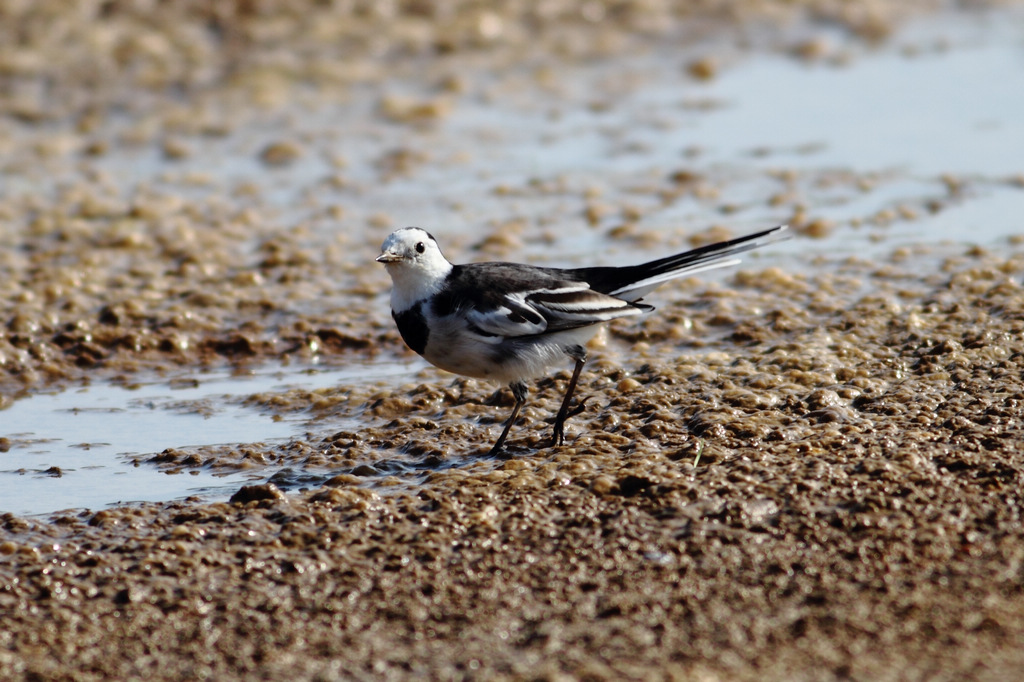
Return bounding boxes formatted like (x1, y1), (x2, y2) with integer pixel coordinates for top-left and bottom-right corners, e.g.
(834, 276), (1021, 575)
(384, 260), (452, 312)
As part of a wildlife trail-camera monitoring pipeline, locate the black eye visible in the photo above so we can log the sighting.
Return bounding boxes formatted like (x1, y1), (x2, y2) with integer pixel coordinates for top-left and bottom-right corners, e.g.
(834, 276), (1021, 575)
(415, 242), (425, 254)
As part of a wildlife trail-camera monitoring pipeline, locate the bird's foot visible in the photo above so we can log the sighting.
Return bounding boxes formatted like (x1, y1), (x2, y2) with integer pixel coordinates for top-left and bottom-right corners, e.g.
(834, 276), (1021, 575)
(549, 398), (591, 447)
(486, 443), (512, 459)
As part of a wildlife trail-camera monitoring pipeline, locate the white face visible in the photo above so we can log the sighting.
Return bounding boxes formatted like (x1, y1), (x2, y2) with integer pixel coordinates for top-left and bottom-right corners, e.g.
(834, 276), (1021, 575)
(377, 227), (453, 308)
(377, 227), (452, 268)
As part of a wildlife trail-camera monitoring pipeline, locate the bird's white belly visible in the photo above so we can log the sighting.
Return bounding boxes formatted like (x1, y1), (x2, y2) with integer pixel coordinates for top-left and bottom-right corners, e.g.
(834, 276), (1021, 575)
(422, 317), (600, 385)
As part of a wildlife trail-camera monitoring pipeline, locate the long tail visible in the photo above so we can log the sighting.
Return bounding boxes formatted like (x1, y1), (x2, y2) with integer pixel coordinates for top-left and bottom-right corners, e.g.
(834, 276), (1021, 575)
(579, 225), (787, 301)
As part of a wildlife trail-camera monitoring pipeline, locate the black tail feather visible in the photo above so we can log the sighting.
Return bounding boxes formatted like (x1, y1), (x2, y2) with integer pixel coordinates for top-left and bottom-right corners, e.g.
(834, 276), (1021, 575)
(577, 225), (787, 295)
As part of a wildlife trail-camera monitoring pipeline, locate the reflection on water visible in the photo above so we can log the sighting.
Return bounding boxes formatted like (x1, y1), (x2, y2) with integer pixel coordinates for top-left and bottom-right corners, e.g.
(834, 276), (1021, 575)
(0, 362), (415, 516)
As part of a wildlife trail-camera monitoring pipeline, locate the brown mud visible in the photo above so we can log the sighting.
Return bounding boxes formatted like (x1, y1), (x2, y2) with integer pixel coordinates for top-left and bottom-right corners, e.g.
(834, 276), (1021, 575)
(3, 1), (1024, 680)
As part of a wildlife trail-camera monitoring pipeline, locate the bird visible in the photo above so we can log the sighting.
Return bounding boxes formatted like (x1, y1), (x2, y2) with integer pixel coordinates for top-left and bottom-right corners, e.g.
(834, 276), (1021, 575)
(377, 224), (786, 455)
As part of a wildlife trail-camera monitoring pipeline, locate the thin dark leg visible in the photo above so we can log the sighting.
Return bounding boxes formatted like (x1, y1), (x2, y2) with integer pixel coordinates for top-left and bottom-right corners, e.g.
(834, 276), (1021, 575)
(551, 347), (587, 447)
(488, 381), (528, 456)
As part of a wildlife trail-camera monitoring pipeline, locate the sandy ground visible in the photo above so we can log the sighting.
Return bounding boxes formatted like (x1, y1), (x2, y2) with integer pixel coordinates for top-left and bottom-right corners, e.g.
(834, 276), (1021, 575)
(3, 1), (1024, 680)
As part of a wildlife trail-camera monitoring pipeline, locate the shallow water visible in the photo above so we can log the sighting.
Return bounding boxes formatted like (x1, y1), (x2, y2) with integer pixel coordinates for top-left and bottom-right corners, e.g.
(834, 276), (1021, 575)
(337, 9), (1024, 262)
(693, 36), (1024, 176)
(10, 9), (1017, 264)
(0, 362), (416, 515)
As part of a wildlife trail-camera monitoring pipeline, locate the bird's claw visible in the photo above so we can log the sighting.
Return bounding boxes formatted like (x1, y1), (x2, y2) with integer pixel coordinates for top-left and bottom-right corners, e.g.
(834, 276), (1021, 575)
(568, 397), (591, 419)
(550, 397), (591, 447)
(487, 447), (510, 459)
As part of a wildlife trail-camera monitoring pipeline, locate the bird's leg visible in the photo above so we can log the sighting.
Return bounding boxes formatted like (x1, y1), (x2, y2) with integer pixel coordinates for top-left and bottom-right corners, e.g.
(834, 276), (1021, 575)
(551, 346), (588, 447)
(488, 380), (528, 456)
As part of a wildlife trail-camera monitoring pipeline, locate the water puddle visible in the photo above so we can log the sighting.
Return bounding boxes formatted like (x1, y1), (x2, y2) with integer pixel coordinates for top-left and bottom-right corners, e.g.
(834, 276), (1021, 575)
(0, 361), (417, 516)
(671, 36), (1024, 177)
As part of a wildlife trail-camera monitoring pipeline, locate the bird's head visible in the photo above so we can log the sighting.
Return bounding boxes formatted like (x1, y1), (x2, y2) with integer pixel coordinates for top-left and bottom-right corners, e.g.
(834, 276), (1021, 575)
(377, 227), (453, 308)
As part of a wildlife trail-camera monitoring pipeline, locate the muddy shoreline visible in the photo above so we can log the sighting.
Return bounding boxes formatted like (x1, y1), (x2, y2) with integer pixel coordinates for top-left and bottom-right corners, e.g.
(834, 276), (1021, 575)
(4, 2), (1024, 680)
(4, 244), (1024, 680)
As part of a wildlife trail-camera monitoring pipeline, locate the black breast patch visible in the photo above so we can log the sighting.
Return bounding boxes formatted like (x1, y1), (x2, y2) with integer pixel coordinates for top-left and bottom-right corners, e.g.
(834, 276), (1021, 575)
(393, 303), (429, 355)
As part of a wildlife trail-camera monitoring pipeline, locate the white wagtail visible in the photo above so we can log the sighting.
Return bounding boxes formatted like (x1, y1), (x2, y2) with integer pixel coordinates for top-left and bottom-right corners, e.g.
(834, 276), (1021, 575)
(377, 224), (786, 455)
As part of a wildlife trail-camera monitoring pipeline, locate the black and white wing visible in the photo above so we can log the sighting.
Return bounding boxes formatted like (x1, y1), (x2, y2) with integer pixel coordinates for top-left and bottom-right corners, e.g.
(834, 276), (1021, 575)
(436, 264), (646, 341)
(464, 285), (646, 339)
(433, 224), (786, 341)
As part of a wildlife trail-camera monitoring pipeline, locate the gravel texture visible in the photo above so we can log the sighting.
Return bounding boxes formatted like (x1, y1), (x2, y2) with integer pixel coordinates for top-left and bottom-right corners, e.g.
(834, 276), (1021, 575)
(2, 1), (1024, 680)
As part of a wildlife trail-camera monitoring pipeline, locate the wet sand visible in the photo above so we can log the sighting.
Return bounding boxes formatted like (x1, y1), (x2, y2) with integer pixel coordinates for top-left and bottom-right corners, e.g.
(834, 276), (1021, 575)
(3, 1), (1024, 680)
